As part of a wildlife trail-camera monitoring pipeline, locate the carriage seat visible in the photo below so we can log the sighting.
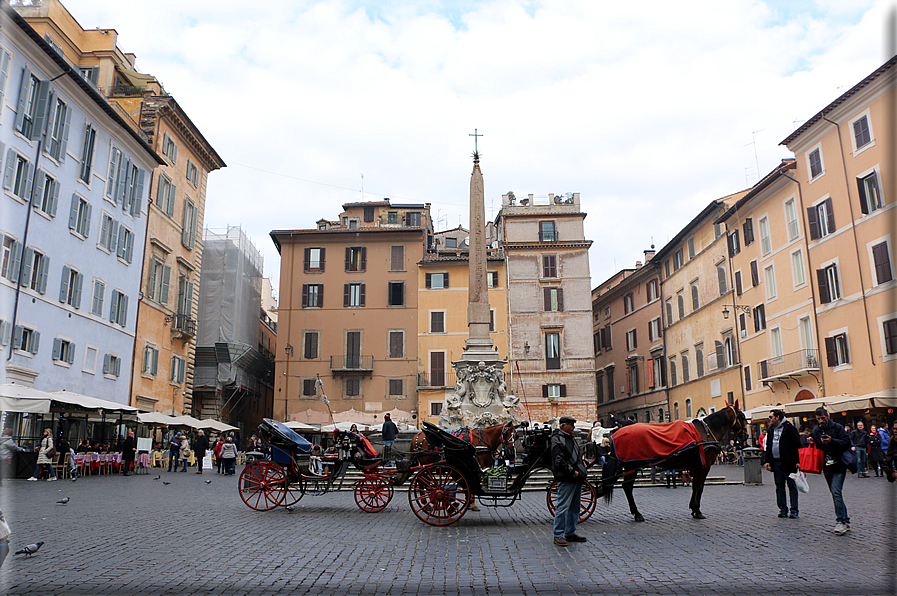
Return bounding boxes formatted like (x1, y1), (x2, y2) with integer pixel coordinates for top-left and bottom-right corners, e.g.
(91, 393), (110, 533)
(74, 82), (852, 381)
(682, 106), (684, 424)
(355, 456), (383, 471)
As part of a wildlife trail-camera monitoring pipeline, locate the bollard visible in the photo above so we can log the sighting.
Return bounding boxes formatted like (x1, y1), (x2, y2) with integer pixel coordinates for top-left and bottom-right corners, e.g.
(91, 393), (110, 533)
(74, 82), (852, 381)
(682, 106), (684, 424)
(742, 447), (763, 485)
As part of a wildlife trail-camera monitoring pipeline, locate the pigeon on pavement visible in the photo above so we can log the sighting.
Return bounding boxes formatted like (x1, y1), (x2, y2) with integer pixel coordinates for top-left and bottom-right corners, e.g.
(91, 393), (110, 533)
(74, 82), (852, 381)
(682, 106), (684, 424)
(285, 505), (295, 513)
(56, 497), (70, 505)
(70, 476), (77, 482)
(162, 481), (171, 485)
(204, 480), (212, 484)
(15, 542), (44, 556)
(153, 475), (161, 481)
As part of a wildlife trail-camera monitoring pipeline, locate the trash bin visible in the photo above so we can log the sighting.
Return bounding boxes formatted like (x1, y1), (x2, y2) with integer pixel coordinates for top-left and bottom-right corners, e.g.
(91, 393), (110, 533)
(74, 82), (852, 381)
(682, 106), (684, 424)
(742, 447), (762, 485)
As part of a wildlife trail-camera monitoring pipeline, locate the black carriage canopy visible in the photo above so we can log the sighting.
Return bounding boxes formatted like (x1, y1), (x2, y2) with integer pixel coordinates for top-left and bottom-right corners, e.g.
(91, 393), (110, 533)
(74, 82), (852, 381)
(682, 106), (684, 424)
(260, 419), (313, 453)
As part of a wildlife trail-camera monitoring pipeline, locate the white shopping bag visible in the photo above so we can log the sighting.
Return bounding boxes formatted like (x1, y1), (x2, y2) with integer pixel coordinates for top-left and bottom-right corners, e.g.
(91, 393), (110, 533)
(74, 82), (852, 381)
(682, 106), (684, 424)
(789, 470), (810, 494)
(203, 453), (213, 469)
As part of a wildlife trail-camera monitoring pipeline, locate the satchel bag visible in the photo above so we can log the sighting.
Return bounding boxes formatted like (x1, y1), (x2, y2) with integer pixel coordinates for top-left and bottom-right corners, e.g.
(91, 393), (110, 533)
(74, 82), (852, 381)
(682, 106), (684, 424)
(46, 447), (57, 458)
(798, 446), (824, 474)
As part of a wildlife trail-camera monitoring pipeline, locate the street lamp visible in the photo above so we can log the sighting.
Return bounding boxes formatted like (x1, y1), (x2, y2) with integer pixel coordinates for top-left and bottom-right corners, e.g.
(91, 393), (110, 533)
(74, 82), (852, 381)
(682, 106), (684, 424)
(721, 304), (751, 320)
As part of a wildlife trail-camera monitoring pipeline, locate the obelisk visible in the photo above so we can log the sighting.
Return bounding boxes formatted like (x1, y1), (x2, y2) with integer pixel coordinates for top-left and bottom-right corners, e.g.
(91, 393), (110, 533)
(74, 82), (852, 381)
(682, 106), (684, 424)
(440, 136), (520, 429)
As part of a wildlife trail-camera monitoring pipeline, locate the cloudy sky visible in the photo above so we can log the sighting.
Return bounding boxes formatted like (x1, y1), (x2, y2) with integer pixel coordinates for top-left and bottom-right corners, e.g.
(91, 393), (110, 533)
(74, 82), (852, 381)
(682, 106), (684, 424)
(61, 0), (895, 293)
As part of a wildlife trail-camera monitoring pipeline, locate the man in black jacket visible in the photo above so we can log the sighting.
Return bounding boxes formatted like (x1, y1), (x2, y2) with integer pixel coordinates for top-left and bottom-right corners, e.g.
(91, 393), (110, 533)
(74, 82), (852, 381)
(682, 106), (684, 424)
(193, 430), (209, 474)
(764, 409), (801, 518)
(811, 407), (851, 535)
(550, 416), (588, 547)
(381, 414), (398, 467)
(848, 421), (869, 478)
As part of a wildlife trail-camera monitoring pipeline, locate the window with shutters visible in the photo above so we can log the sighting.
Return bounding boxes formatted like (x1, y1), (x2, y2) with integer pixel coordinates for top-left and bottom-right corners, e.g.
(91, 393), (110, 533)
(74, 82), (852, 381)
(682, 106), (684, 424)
(176, 274), (193, 316)
(13, 324), (39, 354)
(808, 198), (835, 240)
(344, 378), (361, 398)
(390, 246), (404, 271)
(116, 225), (134, 264)
(544, 384), (564, 401)
(430, 311), (445, 333)
(648, 317), (662, 341)
(52, 338), (75, 365)
(426, 272), (448, 289)
(743, 218), (754, 246)
(857, 171), (883, 214)
(345, 331), (362, 368)
(304, 247), (325, 272)
(735, 271), (743, 296)
(90, 279), (105, 317)
(430, 351), (446, 386)
(302, 283), (323, 308)
(142, 344), (159, 376)
(345, 246), (366, 272)
(162, 132), (178, 164)
(687, 236), (696, 259)
(4, 149), (33, 200)
(665, 298), (673, 326)
(750, 260), (759, 287)
(791, 249), (807, 287)
(824, 333), (850, 367)
(759, 216), (771, 255)
(109, 289), (128, 326)
(15, 71), (42, 139)
(104, 353), (122, 378)
(807, 147), (823, 180)
(387, 212), (398, 225)
(78, 123), (97, 183)
(784, 199), (799, 240)
(851, 113), (873, 151)
(669, 358), (677, 387)
(883, 318), (897, 356)
(34, 171), (59, 217)
(344, 282), (365, 307)
(816, 263), (841, 304)
(739, 312), (747, 338)
(364, 207), (374, 222)
(764, 264), (777, 300)
(301, 379), (317, 397)
(623, 293), (634, 314)
(646, 279), (659, 301)
(871, 241), (893, 285)
(181, 198), (197, 249)
(677, 292), (685, 319)
(626, 329), (637, 351)
(186, 159), (199, 187)
(388, 330), (404, 358)
(46, 97), (70, 161)
(1, 235), (20, 282)
(664, 259), (671, 278)
(544, 287), (563, 312)
(169, 354), (185, 383)
(717, 266), (727, 296)
(596, 373), (604, 403)
(681, 353), (690, 383)
(430, 402), (443, 416)
(487, 271), (499, 288)
(606, 369), (615, 401)
(388, 281), (404, 306)
(690, 284), (699, 313)
(686, 399), (693, 418)
(24, 249), (48, 294)
(654, 357), (666, 387)
(490, 308), (495, 332)
(388, 378), (404, 397)
(546, 332), (561, 370)
(728, 230), (740, 256)
(713, 341), (724, 370)
(59, 266), (83, 309)
(69, 194), (91, 238)
(539, 221), (557, 242)
(673, 248), (683, 271)
(695, 346), (704, 377)
(753, 304), (766, 332)
(157, 174), (176, 216)
(743, 365), (752, 392)
(406, 212), (421, 227)
(542, 255), (558, 278)
(303, 331), (319, 359)
(148, 259), (171, 305)
(725, 337), (736, 367)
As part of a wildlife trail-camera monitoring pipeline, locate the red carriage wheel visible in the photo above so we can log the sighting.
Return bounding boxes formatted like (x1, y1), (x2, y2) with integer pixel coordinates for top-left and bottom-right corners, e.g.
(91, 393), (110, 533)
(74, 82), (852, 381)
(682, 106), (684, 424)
(354, 477), (394, 513)
(281, 477), (305, 507)
(408, 464), (470, 526)
(546, 479), (597, 523)
(239, 461), (286, 511)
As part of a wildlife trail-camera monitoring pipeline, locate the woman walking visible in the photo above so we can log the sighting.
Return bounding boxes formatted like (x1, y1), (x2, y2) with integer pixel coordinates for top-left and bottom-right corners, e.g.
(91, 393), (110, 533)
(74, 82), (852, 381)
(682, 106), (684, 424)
(868, 425), (884, 477)
(219, 436), (238, 475)
(27, 428), (57, 481)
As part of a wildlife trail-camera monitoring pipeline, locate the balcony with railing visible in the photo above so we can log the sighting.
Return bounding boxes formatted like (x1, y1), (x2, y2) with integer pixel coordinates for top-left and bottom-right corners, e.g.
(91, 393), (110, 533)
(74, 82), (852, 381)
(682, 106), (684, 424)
(759, 349), (820, 383)
(171, 314), (196, 338)
(539, 229), (560, 242)
(330, 354), (374, 374)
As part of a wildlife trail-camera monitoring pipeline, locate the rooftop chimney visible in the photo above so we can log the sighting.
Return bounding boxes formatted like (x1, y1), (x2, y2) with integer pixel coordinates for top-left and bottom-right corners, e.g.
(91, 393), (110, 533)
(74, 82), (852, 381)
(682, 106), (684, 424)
(644, 247), (656, 262)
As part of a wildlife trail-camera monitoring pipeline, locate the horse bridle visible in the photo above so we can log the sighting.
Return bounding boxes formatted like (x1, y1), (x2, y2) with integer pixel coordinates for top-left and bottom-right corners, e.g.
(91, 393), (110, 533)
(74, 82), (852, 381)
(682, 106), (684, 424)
(698, 406), (746, 447)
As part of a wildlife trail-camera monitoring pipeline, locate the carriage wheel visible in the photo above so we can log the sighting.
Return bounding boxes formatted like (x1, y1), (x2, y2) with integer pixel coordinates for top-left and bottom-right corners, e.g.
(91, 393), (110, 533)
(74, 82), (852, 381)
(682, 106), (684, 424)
(239, 461), (286, 511)
(354, 477), (394, 513)
(546, 479), (598, 523)
(282, 477), (305, 507)
(408, 464), (470, 526)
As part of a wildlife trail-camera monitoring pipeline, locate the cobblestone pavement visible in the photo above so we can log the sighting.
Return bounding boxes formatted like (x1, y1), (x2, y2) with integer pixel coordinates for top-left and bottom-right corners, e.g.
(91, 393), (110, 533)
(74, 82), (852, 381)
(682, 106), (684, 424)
(0, 464), (894, 595)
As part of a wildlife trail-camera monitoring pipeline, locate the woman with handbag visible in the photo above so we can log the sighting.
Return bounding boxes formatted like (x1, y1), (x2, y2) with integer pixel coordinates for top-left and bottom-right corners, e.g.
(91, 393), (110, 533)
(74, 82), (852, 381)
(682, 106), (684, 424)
(27, 428), (57, 481)
(178, 435), (192, 472)
(868, 426), (884, 477)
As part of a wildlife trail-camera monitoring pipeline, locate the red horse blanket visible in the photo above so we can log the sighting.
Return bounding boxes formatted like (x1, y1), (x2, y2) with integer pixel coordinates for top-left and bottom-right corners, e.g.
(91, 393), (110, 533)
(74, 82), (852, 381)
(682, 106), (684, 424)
(612, 421), (702, 464)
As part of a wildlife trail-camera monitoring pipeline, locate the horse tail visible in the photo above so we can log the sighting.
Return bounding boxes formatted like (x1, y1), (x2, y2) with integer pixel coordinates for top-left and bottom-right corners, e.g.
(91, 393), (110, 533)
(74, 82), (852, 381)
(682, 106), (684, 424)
(601, 456), (619, 505)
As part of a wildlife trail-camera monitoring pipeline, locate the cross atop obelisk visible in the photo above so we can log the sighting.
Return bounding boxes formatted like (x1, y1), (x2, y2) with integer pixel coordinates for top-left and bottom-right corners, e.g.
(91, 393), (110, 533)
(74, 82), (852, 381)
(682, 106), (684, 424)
(469, 128), (483, 162)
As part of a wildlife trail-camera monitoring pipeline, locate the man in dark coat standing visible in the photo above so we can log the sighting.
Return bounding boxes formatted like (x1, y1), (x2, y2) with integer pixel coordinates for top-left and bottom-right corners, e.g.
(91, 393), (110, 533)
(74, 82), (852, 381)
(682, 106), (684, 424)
(550, 416), (588, 547)
(121, 430), (137, 477)
(811, 407), (851, 535)
(381, 414), (398, 467)
(764, 409), (801, 518)
(193, 430), (209, 474)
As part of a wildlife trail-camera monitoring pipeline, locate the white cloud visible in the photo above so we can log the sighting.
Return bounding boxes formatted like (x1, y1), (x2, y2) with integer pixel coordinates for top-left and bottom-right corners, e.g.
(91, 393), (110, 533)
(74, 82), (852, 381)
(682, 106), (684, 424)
(62, 0), (894, 288)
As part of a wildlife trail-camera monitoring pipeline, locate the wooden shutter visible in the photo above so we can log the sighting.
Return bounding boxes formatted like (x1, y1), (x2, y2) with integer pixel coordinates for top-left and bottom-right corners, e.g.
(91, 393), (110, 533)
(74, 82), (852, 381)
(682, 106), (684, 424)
(816, 269), (830, 304)
(806, 206), (820, 240)
(359, 283), (365, 307)
(857, 177), (870, 214)
(824, 198), (835, 236)
(543, 288), (551, 311)
(14, 66), (32, 133)
(304, 248), (310, 272)
(542, 385), (549, 398)
(431, 352), (445, 386)
(360, 247), (366, 271)
(302, 284), (309, 307)
(750, 261), (759, 286)
(345, 247), (352, 271)
(557, 288), (564, 312)
(58, 103), (71, 162)
(560, 385), (566, 397)
(443, 273), (449, 288)
(390, 331), (403, 358)
(884, 319), (897, 355)
(160, 266), (171, 306)
(717, 266), (727, 294)
(319, 248), (325, 271)
(391, 245), (404, 270)
(343, 283), (349, 307)
(824, 337), (837, 367)
(872, 243), (892, 284)
(743, 218), (754, 244)
(735, 271), (742, 296)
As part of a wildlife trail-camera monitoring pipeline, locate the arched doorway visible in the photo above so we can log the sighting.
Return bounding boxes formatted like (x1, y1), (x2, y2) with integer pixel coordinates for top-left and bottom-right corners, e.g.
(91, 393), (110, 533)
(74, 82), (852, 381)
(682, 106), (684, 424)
(794, 389), (815, 401)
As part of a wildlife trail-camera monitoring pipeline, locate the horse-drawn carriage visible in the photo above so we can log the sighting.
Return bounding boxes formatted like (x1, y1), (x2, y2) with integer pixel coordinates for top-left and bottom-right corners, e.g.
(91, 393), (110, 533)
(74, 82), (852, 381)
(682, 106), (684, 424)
(238, 419), (413, 513)
(407, 421), (599, 526)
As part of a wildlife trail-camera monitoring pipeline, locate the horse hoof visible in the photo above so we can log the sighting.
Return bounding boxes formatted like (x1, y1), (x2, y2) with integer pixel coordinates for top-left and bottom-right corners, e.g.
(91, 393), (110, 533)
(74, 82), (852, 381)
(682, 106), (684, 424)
(691, 512), (706, 519)
(634, 514), (645, 522)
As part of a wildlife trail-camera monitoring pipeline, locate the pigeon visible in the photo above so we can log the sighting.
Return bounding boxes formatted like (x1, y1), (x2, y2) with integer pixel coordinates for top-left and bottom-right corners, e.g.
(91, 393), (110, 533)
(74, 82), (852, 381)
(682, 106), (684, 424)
(56, 497), (70, 505)
(162, 481), (171, 485)
(285, 505), (295, 513)
(153, 475), (161, 481)
(204, 480), (212, 484)
(15, 542), (44, 556)
(70, 476), (77, 482)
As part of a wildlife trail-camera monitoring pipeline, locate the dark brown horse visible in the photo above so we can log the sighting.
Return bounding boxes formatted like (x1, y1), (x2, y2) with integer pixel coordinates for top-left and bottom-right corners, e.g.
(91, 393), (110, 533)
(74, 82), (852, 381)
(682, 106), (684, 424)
(601, 405), (748, 521)
(409, 422), (518, 468)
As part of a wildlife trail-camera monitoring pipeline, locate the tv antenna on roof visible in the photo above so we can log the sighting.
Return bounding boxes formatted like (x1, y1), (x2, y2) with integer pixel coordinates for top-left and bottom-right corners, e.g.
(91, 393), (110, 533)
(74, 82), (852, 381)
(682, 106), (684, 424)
(361, 174), (365, 201)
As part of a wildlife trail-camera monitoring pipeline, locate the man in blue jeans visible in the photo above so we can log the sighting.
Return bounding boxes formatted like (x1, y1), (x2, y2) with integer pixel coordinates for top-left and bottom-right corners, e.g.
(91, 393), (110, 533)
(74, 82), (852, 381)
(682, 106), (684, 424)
(167, 432), (182, 472)
(550, 416), (588, 546)
(381, 414), (398, 467)
(811, 407), (851, 535)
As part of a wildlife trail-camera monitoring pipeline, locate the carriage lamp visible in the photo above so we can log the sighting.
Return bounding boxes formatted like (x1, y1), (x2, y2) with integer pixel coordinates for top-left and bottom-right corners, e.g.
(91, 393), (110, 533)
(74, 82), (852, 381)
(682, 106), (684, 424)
(721, 304), (751, 319)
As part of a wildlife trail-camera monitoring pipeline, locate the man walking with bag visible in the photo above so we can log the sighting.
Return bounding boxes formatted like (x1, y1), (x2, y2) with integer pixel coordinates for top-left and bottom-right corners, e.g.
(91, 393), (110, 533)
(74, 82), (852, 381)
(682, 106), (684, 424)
(550, 416), (588, 546)
(764, 409), (801, 518)
(811, 407), (851, 535)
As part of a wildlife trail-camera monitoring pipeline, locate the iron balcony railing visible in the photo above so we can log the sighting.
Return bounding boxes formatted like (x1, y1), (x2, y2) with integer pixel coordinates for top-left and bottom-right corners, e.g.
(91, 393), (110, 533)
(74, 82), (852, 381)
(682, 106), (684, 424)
(330, 354), (374, 372)
(173, 314), (196, 337)
(539, 230), (560, 242)
(759, 349), (820, 381)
